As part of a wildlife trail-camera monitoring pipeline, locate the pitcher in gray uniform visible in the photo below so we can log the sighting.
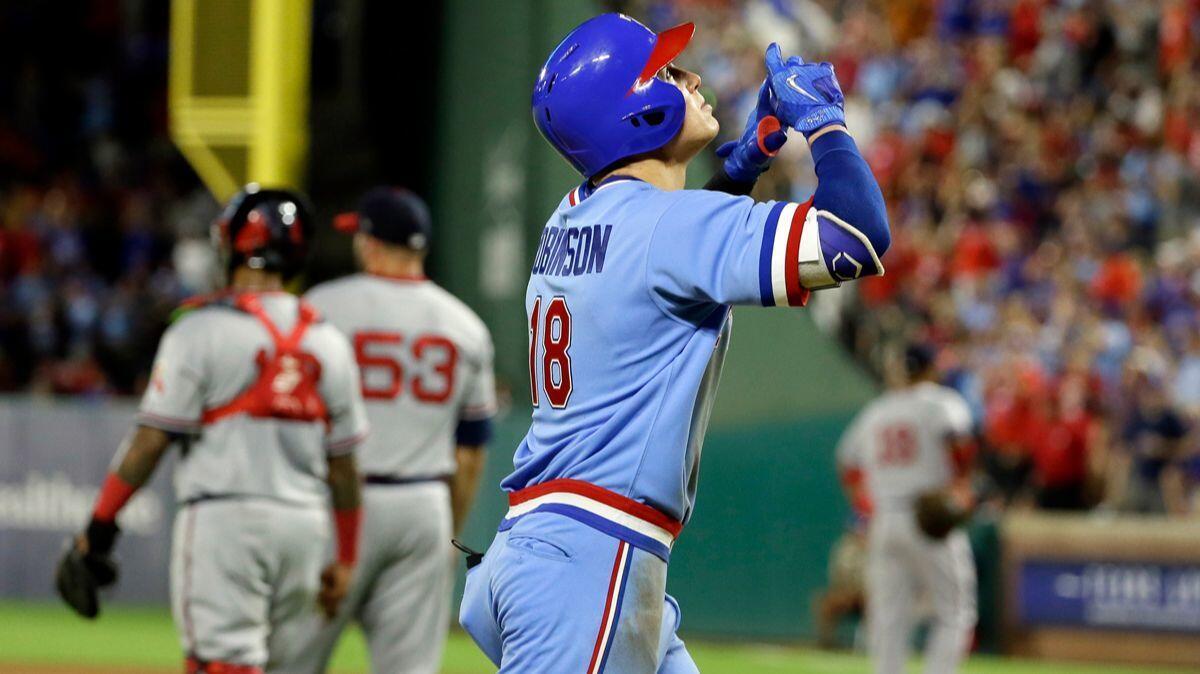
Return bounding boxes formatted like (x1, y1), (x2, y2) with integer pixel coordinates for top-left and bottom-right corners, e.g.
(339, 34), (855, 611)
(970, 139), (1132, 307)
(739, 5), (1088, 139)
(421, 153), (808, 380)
(297, 187), (496, 674)
(58, 186), (369, 674)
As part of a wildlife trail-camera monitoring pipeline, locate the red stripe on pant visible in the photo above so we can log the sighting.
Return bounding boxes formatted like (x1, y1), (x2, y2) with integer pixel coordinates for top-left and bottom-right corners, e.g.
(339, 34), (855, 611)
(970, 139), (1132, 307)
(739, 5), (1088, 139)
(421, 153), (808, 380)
(585, 540), (628, 674)
(185, 658), (262, 674)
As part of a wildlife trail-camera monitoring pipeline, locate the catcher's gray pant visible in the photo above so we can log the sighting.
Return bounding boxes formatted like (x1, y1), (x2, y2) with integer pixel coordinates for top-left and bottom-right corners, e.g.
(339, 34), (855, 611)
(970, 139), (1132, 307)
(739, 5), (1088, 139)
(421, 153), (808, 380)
(170, 498), (329, 669)
(285, 480), (453, 674)
(867, 509), (976, 674)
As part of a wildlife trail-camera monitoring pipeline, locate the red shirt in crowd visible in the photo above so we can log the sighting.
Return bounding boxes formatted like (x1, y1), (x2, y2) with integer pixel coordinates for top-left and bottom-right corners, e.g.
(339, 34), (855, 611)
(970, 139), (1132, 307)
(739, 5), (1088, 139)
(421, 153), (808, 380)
(866, 129), (909, 196)
(1008, 0), (1044, 64)
(0, 226), (41, 279)
(950, 223), (1000, 279)
(985, 396), (1039, 459)
(1159, 0), (1193, 75)
(859, 233), (916, 306)
(1031, 412), (1093, 487)
(1090, 253), (1143, 307)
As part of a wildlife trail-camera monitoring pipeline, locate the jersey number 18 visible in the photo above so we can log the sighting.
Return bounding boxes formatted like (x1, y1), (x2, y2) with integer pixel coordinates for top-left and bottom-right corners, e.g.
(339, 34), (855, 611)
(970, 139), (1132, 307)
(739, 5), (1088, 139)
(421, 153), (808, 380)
(529, 296), (573, 408)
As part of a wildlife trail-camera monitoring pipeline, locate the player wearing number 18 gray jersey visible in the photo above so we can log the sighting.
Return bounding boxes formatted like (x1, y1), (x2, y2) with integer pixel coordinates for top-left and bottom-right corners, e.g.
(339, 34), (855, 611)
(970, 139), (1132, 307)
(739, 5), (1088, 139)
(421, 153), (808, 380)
(836, 345), (977, 674)
(297, 188), (497, 674)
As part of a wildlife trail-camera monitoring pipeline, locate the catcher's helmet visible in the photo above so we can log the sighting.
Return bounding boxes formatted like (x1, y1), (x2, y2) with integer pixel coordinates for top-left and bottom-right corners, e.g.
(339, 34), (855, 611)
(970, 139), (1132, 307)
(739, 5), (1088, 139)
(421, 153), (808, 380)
(532, 13), (695, 178)
(214, 184), (314, 279)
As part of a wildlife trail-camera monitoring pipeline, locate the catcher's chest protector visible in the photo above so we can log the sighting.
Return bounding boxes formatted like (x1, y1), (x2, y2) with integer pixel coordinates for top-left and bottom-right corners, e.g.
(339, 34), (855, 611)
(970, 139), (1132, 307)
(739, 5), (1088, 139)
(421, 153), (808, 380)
(201, 294), (328, 425)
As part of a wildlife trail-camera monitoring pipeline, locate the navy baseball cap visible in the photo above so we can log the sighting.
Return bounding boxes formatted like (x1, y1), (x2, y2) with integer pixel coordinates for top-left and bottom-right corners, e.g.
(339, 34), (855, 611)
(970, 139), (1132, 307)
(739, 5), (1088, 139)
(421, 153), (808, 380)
(904, 343), (937, 377)
(333, 187), (432, 250)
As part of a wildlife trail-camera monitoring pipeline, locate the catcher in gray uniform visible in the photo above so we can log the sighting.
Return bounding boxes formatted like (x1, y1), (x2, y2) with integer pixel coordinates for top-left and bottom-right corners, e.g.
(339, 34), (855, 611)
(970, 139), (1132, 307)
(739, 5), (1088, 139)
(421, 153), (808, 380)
(56, 186), (369, 674)
(296, 187), (497, 674)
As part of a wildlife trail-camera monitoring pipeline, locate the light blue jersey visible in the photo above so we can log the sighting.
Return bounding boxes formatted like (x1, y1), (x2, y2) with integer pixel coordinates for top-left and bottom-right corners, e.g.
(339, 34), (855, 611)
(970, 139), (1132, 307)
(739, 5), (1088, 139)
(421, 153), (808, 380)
(504, 177), (813, 535)
(463, 131), (889, 674)
(462, 178), (828, 673)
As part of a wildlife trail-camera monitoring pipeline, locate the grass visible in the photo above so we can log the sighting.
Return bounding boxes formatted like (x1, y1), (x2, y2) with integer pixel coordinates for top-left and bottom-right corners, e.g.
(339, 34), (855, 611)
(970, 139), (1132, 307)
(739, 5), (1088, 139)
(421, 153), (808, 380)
(0, 601), (1182, 673)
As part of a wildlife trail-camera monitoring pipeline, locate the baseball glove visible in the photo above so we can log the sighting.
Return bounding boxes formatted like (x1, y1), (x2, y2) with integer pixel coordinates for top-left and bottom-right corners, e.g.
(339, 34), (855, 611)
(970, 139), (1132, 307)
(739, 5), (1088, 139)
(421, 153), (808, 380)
(56, 520), (120, 619)
(914, 490), (967, 540)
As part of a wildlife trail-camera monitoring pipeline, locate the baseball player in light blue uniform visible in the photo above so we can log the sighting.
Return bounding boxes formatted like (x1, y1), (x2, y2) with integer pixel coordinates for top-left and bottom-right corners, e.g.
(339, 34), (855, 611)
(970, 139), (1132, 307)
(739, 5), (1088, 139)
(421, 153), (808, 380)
(460, 13), (890, 673)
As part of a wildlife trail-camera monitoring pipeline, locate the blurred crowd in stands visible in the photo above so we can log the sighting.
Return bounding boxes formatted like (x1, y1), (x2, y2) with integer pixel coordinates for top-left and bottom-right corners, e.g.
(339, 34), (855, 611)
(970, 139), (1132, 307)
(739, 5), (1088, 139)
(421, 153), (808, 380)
(636, 0), (1200, 517)
(0, 4), (215, 396)
(7, 0), (1200, 517)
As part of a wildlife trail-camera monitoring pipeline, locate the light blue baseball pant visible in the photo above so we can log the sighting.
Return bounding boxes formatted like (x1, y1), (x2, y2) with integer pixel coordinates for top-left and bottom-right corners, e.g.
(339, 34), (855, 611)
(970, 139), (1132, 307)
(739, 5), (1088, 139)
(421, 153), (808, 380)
(460, 511), (698, 674)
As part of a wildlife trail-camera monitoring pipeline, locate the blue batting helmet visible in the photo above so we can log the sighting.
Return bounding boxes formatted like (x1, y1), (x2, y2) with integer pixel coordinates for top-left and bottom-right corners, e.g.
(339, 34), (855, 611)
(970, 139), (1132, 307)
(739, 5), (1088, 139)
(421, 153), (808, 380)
(532, 14), (695, 178)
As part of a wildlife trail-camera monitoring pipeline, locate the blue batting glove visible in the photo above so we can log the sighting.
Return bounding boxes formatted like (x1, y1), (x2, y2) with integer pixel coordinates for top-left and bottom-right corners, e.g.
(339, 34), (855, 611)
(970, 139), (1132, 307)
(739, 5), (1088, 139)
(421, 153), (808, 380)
(764, 43), (845, 137)
(715, 80), (789, 183)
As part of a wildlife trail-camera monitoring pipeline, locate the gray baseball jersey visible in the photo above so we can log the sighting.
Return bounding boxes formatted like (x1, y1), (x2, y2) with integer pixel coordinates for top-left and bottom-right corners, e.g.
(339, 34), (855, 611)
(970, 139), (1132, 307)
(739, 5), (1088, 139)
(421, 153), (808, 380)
(305, 273), (497, 477)
(138, 292), (370, 506)
(838, 382), (977, 674)
(836, 382), (972, 512)
(293, 273), (495, 674)
(141, 291), (369, 669)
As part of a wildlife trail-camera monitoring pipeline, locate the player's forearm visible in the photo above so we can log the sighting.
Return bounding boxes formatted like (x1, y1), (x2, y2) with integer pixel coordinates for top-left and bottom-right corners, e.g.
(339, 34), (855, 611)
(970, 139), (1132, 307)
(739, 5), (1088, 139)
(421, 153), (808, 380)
(326, 453), (363, 566)
(809, 129), (890, 256)
(451, 446), (486, 534)
(113, 426), (173, 487)
(84, 425), (173, 555)
(769, 128), (890, 292)
(92, 425), (173, 523)
(326, 453), (362, 511)
(807, 124), (848, 146)
(702, 165), (758, 196)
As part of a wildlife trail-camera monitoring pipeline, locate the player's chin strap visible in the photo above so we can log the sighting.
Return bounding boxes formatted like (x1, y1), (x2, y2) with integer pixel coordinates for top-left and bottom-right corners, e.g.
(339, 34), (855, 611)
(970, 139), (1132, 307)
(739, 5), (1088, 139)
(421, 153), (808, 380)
(798, 208), (886, 290)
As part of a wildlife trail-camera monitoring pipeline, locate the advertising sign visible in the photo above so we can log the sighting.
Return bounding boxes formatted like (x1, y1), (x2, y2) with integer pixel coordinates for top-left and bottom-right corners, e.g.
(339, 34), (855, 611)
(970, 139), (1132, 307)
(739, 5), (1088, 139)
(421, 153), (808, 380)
(1018, 559), (1200, 633)
(0, 400), (175, 603)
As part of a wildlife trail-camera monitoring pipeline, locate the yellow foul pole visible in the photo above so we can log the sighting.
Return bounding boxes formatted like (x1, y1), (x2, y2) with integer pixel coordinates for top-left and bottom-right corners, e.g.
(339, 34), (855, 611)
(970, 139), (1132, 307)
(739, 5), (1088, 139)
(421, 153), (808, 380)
(169, 0), (313, 201)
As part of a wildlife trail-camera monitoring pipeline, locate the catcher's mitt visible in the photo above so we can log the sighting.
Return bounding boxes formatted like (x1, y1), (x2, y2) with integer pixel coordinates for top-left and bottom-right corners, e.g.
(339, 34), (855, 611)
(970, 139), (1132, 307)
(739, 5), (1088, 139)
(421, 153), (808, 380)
(56, 520), (120, 619)
(914, 490), (967, 540)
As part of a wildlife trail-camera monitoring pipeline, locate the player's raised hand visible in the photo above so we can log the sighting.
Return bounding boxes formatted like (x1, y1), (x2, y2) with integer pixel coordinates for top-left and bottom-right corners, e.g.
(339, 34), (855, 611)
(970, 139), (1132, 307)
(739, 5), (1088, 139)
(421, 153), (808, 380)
(714, 79), (789, 183)
(763, 43), (845, 138)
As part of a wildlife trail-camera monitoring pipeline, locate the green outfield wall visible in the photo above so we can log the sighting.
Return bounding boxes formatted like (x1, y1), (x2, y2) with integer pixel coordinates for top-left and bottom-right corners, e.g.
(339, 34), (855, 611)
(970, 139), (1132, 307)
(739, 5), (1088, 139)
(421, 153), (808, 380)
(434, 0), (593, 387)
